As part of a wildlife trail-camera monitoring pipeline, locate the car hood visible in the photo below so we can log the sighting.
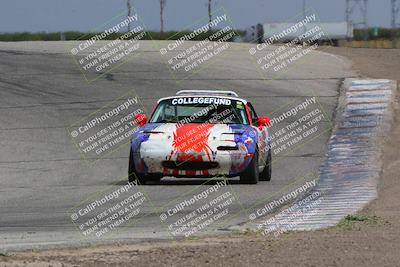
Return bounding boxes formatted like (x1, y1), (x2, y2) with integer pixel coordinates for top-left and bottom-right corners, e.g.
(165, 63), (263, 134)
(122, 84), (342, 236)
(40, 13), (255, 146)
(136, 123), (252, 138)
(132, 123), (257, 153)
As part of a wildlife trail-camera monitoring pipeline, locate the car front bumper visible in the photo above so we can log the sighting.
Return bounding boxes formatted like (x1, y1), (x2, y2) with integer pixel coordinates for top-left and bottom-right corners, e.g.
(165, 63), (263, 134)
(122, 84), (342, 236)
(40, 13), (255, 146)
(132, 150), (253, 177)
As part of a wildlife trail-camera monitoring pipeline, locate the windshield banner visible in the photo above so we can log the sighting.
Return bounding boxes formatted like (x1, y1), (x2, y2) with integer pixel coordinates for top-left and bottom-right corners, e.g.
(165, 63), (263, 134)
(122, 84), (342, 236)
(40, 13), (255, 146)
(171, 97), (232, 106)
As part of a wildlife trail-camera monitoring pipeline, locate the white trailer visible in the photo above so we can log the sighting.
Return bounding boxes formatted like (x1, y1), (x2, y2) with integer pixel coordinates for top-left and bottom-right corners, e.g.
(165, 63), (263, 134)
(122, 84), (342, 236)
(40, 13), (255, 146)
(244, 22), (353, 46)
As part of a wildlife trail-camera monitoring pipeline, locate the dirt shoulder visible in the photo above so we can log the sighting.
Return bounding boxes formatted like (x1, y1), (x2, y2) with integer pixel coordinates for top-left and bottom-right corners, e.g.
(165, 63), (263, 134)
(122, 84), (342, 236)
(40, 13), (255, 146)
(1, 47), (399, 267)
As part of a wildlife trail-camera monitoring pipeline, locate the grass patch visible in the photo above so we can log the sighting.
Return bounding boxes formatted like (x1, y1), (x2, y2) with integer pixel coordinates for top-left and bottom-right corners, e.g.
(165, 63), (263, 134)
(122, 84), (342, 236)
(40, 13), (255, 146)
(337, 214), (379, 230)
(0, 252), (11, 257)
(186, 235), (200, 241)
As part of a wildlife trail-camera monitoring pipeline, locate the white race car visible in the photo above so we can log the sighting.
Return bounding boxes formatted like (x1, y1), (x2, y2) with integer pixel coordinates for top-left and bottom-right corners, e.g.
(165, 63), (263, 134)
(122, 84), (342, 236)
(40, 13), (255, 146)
(129, 90), (272, 184)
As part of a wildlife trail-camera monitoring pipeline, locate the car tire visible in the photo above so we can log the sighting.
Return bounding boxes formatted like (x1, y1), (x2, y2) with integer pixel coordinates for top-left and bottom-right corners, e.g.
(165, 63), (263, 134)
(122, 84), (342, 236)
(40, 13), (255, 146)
(259, 148), (272, 181)
(240, 152), (259, 184)
(128, 148), (147, 185)
(147, 174), (162, 183)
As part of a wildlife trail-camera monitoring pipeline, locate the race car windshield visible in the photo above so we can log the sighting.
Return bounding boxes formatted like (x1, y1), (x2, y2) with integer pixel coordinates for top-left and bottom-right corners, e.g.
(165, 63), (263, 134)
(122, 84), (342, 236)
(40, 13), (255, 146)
(150, 97), (249, 124)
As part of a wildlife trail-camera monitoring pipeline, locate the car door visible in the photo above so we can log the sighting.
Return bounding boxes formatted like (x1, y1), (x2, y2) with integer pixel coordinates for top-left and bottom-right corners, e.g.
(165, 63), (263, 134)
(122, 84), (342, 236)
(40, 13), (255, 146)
(247, 102), (268, 167)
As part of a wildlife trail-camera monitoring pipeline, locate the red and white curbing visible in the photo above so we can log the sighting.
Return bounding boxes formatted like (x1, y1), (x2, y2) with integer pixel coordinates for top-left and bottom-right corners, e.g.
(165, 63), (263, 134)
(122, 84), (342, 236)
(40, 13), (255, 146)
(248, 79), (396, 233)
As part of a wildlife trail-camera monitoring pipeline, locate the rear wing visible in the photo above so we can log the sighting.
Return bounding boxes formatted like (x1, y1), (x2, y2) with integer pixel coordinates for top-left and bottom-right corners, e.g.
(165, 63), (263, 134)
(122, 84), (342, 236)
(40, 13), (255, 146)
(176, 90), (239, 97)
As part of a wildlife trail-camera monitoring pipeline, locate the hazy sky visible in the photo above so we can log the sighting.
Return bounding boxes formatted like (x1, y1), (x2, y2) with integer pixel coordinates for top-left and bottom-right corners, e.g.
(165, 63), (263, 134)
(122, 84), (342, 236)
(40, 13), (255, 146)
(0, 0), (393, 33)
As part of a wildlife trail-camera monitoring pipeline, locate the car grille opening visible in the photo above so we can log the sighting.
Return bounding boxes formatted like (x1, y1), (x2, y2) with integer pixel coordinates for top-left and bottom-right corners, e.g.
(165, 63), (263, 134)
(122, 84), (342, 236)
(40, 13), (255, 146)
(217, 145), (239, 151)
(162, 161), (219, 170)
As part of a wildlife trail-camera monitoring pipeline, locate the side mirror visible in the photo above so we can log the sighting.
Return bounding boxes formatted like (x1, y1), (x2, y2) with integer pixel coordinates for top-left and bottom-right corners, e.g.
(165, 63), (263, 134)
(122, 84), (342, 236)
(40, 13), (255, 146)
(257, 116), (271, 127)
(135, 114), (148, 127)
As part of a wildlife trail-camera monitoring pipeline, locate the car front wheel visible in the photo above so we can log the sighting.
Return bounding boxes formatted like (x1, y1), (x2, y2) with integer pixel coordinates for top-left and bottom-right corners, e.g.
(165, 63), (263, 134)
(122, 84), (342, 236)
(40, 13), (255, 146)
(128, 148), (147, 185)
(240, 152), (259, 184)
(259, 148), (272, 181)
